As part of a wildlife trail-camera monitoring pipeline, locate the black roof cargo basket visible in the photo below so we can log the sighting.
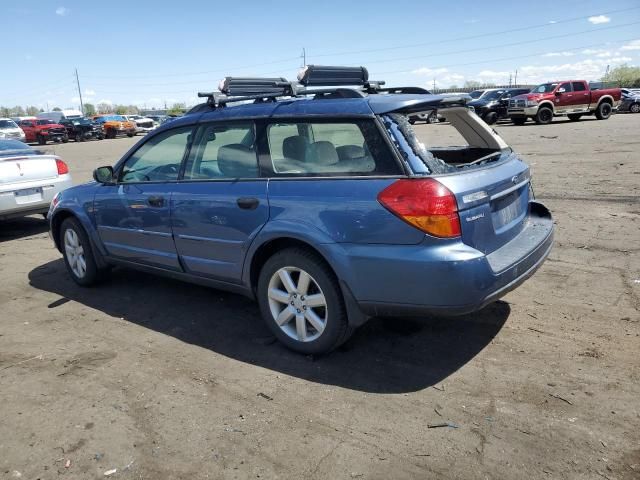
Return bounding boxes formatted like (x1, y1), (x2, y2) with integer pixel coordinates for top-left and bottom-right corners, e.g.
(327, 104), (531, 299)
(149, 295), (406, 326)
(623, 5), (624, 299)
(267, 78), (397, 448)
(194, 65), (434, 110)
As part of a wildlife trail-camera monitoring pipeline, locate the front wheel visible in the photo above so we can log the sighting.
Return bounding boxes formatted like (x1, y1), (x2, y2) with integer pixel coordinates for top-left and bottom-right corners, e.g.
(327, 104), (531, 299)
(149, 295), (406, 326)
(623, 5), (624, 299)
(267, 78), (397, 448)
(37, 135), (46, 145)
(426, 111), (438, 124)
(60, 217), (107, 286)
(62, 135), (69, 143)
(483, 111), (498, 125)
(535, 107), (553, 125)
(257, 248), (353, 355)
(595, 102), (612, 120)
(630, 103), (640, 114)
(127, 132), (135, 137)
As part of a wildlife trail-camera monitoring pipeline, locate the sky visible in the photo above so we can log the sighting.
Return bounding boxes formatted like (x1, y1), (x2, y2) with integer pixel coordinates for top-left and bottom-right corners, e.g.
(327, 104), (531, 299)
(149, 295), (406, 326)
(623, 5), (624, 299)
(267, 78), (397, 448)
(2, 0), (639, 111)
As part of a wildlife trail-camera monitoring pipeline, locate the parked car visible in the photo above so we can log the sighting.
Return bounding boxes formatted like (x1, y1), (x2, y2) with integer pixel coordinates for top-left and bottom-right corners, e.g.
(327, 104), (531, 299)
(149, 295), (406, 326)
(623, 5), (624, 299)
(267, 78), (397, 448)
(469, 89), (488, 99)
(146, 115), (167, 127)
(19, 118), (69, 144)
(618, 90), (640, 114)
(37, 110), (84, 123)
(0, 139), (72, 220)
(469, 88), (531, 125)
(92, 115), (136, 139)
(48, 65), (554, 354)
(125, 115), (157, 134)
(60, 117), (105, 141)
(0, 118), (26, 142)
(508, 80), (621, 125)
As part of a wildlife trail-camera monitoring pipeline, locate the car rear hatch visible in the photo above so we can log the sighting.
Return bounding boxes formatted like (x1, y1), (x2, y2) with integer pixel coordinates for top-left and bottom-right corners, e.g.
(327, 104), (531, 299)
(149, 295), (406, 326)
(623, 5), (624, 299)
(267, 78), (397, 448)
(377, 97), (534, 255)
(0, 154), (59, 185)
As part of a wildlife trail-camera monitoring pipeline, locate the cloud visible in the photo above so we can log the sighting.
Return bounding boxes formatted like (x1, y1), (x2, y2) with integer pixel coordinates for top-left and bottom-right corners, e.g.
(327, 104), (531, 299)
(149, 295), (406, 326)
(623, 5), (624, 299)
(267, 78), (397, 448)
(518, 56), (632, 84)
(621, 39), (640, 51)
(83, 89), (96, 97)
(542, 51), (575, 57)
(587, 15), (610, 25)
(548, 20), (557, 24)
(55, 6), (69, 16)
(97, 99), (113, 105)
(411, 67), (450, 76)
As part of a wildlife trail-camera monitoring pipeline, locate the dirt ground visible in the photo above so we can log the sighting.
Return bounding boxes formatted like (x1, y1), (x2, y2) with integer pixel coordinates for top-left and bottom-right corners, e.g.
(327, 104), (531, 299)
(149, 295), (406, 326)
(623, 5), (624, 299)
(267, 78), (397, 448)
(1, 115), (639, 480)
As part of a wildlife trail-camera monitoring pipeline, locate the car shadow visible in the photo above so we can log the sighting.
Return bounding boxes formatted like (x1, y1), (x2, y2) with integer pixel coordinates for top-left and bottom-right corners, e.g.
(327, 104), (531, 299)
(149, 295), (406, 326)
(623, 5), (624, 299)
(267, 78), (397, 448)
(29, 259), (510, 394)
(0, 216), (49, 243)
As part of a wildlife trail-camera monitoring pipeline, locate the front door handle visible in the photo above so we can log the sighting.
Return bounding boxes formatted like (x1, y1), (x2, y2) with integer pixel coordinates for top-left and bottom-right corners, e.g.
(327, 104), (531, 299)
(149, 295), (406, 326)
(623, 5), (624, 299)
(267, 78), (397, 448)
(148, 195), (165, 207)
(237, 197), (259, 210)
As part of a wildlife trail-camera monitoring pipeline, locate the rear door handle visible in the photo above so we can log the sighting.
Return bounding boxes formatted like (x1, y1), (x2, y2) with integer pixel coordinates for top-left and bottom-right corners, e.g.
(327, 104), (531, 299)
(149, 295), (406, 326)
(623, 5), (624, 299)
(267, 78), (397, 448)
(237, 197), (259, 210)
(147, 195), (165, 207)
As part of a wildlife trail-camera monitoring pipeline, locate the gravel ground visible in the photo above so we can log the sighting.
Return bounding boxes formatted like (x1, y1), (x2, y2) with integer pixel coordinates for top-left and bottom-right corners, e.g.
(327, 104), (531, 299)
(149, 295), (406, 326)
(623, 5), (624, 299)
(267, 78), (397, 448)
(1, 114), (639, 480)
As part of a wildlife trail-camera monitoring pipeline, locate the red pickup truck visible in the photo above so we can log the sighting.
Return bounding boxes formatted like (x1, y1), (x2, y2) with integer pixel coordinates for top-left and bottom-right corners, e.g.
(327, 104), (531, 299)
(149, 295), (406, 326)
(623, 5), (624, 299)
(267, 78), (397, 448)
(507, 80), (621, 125)
(19, 118), (69, 144)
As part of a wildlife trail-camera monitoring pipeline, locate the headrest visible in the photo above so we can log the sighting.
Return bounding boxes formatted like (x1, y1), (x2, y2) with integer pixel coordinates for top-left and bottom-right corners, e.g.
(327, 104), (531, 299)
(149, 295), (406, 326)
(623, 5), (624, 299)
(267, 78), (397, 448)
(336, 144), (366, 161)
(282, 135), (309, 161)
(305, 141), (339, 166)
(217, 144), (258, 178)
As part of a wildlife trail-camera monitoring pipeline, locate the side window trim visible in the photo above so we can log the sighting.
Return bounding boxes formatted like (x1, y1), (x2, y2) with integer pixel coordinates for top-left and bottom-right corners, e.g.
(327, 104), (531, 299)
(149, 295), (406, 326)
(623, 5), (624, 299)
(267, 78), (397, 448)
(114, 125), (196, 184)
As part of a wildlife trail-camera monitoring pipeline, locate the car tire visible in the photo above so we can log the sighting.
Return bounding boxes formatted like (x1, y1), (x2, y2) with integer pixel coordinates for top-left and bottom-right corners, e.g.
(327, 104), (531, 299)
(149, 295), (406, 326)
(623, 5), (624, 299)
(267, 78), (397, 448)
(62, 136), (69, 143)
(511, 117), (527, 125)
(408, 118), (416, 125)
(60, 217), (107, 287)
(535, 107), (553, 125)
(127, 132), (135, 138)
(426, 111), (438, 124)
(568, 114), (582, 122)
(483, 112), (498, 125)
(595, 101), (612, 120)
(37, 135), (46, 145)
(629, 103), (640, 114)
(257, 248), (353, 355)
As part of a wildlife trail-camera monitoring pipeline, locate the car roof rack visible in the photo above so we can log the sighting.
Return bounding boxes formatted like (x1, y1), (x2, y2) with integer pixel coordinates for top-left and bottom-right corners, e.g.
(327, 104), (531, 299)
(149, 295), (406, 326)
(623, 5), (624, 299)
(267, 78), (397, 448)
(194, 65), (432, 111)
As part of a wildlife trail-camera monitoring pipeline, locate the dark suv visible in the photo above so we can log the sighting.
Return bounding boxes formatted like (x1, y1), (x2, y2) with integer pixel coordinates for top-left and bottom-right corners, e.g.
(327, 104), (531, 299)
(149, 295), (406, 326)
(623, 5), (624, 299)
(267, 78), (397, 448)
(49, 65), (554, 354)
(469, 88), (531, 124)
(60, 117), (105, 141)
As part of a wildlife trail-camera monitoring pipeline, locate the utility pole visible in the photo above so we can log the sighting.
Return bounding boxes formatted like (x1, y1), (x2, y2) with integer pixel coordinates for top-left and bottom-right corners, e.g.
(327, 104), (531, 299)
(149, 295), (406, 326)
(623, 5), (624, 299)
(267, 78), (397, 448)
(433, 78), (436, 91)
(75, 68), (84, 115)
(301, 47), (306, 67)
(514, 69), (518, 86)
(509, 73), (512, 87)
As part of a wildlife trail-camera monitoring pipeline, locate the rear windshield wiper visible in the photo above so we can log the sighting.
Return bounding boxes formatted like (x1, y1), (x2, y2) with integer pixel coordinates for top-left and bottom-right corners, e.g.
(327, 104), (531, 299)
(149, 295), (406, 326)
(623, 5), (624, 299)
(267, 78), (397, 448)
(459, 151), (502, 168)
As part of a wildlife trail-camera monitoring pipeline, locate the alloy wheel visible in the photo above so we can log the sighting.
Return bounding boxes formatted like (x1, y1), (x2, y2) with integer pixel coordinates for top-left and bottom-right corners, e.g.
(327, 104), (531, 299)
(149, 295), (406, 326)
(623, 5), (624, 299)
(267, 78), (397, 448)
(64, 228), (87, 279)
(267, 267), (328, 342)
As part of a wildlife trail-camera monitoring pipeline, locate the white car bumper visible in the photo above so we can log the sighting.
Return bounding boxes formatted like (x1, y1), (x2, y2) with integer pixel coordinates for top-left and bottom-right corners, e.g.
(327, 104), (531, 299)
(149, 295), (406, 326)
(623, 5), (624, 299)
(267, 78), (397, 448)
(0, 174), (73, 220)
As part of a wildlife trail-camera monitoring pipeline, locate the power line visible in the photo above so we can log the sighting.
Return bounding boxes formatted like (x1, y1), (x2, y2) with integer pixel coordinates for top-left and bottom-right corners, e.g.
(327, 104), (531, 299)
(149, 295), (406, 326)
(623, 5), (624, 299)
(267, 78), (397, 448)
(309, 6), (640, 59)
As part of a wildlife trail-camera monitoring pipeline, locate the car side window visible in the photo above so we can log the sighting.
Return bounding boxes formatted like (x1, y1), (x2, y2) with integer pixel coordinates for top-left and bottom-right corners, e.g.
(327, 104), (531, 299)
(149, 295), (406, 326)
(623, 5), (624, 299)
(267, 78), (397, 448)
(183, 122), (258, 180)
(572, 82), (586, 92)
(558, 83), (572, 93)
(119, 126), (193, 183)
(266, 120), (400, 176)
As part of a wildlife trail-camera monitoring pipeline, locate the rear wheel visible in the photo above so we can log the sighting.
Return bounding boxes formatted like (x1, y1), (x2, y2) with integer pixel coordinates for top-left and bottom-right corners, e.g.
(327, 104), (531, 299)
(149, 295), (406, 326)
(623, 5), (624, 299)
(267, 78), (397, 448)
(630, 103), (640, 114)
(60, 217), (107, 286)
(535, 107), (553, 125)
(37, 135), (46, 145)
(426, 111), (438, 124)
(568, 114), (582, 122)
(257, 248), (352, 355)
(62, 135), (69, 143)
(127, 132), (135, 137)
(511, 117), (526, 125)
(595, 101), (612, 120)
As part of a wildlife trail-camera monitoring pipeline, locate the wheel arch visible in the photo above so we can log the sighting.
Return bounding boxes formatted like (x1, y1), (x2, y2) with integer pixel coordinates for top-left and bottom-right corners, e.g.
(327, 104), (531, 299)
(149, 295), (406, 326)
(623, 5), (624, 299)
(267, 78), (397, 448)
(537, 101), (555, 113)
(245, 230), (369, 327)
(596, 95), (614, 106)
(50, 209), (77, 252)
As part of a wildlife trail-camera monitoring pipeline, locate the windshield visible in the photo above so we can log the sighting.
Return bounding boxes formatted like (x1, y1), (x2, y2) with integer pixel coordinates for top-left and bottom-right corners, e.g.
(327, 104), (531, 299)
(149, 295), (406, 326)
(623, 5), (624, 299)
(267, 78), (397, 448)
(481, 90), (508, 101)
(469, 90), (484, 99)
(532, 83), (559, 93)
(0, 120), (18, 128)
(36, 119), (55, 125)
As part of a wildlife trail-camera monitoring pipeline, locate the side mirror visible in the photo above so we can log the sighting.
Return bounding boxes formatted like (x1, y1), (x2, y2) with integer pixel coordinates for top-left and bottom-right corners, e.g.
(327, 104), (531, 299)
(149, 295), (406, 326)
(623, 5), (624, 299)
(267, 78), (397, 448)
(93, 166), (115, 184)
(555, 88), (565, 95)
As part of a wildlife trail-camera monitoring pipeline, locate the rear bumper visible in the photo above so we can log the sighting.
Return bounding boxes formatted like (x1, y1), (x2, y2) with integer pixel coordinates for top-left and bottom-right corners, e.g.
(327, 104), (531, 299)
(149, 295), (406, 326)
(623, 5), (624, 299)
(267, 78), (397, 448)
(0, 175), (73, 220)
(333, 201), (554, 318)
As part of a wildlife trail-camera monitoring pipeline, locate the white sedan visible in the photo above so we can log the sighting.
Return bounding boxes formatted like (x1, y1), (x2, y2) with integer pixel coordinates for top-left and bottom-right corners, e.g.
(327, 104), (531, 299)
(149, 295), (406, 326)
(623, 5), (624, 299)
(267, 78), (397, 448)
(0, 140), (72, 220)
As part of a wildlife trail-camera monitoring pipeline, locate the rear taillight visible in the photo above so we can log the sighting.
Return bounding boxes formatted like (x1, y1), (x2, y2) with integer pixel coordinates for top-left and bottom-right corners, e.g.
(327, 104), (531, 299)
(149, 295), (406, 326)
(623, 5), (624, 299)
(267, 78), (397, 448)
(377, 178), (461, 238)
(56, 158), (69, 175)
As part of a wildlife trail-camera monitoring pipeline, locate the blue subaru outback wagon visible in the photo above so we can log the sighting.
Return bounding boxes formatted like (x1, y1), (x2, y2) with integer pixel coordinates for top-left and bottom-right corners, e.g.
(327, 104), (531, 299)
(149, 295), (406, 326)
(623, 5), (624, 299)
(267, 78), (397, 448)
(49, 66), (554, 354)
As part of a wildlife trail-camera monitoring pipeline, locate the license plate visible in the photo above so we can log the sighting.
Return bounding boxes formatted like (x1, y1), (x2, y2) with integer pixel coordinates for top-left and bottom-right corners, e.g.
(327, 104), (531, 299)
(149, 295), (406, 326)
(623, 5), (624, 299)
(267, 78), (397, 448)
(14, 187), (43, 204)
